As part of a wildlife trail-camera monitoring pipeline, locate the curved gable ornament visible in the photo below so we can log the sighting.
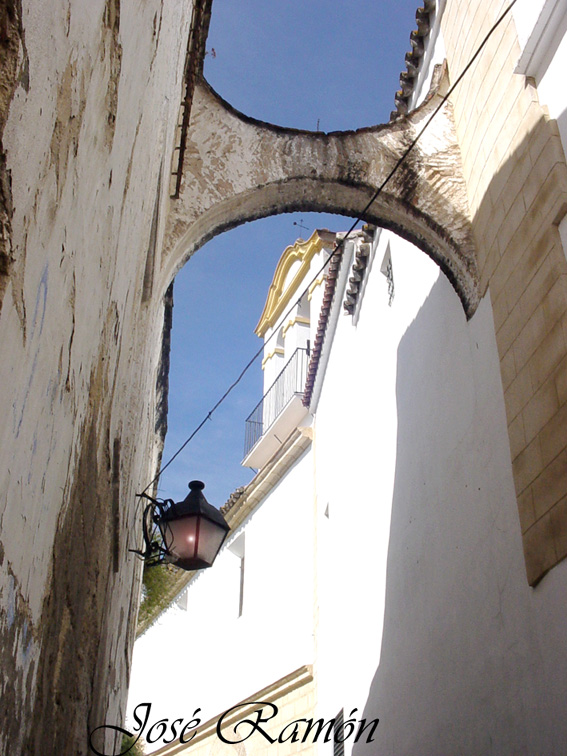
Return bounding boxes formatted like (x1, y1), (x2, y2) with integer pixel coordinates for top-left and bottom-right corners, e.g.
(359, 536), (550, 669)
(161, 64), (480, 317)
(255, 230), (331, 337)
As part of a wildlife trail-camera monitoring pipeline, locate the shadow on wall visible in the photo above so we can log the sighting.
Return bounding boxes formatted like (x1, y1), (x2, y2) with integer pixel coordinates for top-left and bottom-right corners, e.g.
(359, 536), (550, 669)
(351, 273), (567, 755)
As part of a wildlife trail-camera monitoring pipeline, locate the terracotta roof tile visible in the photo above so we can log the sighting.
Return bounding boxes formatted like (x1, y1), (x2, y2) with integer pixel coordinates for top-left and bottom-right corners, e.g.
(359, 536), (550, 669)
(390, 0), (436, 121)
(302, 248), (343, 407)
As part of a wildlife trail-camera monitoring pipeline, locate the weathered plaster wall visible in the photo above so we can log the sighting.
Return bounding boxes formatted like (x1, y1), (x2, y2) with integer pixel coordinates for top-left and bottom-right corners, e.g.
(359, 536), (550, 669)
(0, 1), (197, 753)
(0, 0), (25, 315)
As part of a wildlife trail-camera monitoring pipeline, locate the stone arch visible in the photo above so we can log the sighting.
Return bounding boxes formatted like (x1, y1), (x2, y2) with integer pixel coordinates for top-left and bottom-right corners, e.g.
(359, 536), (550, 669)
(160, 66), (480, 317)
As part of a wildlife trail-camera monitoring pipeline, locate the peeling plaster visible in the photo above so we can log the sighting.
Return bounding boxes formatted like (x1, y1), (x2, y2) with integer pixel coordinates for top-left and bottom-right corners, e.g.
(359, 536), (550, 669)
(102, 0), (122, 149)
(0, 0), (195, 752)
(0, 559), (38, 756)
(0, 0), (25, 315)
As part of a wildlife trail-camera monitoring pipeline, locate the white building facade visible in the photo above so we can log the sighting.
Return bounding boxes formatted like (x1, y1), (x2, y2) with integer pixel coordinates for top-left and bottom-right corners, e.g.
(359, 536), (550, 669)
(128, 228), (567, 756)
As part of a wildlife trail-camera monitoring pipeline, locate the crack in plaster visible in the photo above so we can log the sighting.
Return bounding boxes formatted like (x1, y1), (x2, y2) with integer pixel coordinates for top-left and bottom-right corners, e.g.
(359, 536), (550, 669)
(102, 0), (122, 150)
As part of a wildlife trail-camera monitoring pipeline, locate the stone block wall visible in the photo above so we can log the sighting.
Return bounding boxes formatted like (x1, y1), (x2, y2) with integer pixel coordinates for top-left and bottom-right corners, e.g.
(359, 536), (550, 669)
(441, 0), (567, 584)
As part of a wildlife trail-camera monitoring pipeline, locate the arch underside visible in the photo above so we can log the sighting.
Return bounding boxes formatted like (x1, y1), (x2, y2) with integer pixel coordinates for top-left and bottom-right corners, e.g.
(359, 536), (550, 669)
(161, 73), (480, 318)
(165, 177), (477, 316)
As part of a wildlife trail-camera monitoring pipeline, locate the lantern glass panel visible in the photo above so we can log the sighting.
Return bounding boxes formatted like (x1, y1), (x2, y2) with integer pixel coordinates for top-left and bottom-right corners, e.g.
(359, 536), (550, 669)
(195, 516), (229, 565)
(168, 515), (198, 562)
(168, 515), (227, 568)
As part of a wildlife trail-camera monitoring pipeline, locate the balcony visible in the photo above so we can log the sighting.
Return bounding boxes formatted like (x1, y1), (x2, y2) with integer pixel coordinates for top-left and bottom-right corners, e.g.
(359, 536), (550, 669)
(242, 347), (310, 468)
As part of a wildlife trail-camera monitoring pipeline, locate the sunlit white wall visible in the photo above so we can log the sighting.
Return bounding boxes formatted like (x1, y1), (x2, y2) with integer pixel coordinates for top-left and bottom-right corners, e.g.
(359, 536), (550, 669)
(312, 226), (567, 754)
(127, 449), (315, 732)
(313, 231), (440, 727)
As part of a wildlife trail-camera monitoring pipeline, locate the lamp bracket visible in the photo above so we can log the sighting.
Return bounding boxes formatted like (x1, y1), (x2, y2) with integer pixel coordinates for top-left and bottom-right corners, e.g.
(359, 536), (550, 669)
(130, 492), (176, 567)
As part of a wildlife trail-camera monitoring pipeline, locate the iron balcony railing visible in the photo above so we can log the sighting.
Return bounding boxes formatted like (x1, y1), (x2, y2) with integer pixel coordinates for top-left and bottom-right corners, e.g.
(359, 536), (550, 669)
(244, 347), (310, 459)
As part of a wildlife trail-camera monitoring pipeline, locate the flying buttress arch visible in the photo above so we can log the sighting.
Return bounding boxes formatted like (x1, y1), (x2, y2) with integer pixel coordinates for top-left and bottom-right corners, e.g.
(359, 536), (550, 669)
(159, 65), (480, 317)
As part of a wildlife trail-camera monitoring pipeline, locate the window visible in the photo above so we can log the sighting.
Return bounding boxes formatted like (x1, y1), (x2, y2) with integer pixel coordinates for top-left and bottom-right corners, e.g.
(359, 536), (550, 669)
(380, 245), (395, 306)
(228, 534), (245, 618)
(176, 590), (188, 611)
(333, 709), (345, 756)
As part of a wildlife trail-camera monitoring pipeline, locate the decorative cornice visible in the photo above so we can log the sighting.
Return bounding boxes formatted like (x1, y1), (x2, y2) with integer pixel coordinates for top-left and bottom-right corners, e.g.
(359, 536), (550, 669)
(223, 428), (312, 531)
(282, 315), (310, 337)
(255, 230), (336, 338)
(261, 346), (285, 369)
(307, 276), (326, 300)
(303, 248), (343, 408)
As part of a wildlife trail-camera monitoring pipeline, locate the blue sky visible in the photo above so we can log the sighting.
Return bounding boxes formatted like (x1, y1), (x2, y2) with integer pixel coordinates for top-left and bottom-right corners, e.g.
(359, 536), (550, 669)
(156, 0), (422, 509)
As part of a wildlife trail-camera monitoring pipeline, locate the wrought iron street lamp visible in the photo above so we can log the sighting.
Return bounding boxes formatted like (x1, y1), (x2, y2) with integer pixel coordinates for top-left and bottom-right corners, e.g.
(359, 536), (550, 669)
(134, 481), (230, 571)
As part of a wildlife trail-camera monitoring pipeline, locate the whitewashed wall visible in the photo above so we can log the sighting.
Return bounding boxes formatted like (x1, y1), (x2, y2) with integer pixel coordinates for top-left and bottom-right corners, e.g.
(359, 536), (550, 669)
(313, 232), (567, 755)
(314, 233), (440, 727)
(128, 449), (315, 735)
